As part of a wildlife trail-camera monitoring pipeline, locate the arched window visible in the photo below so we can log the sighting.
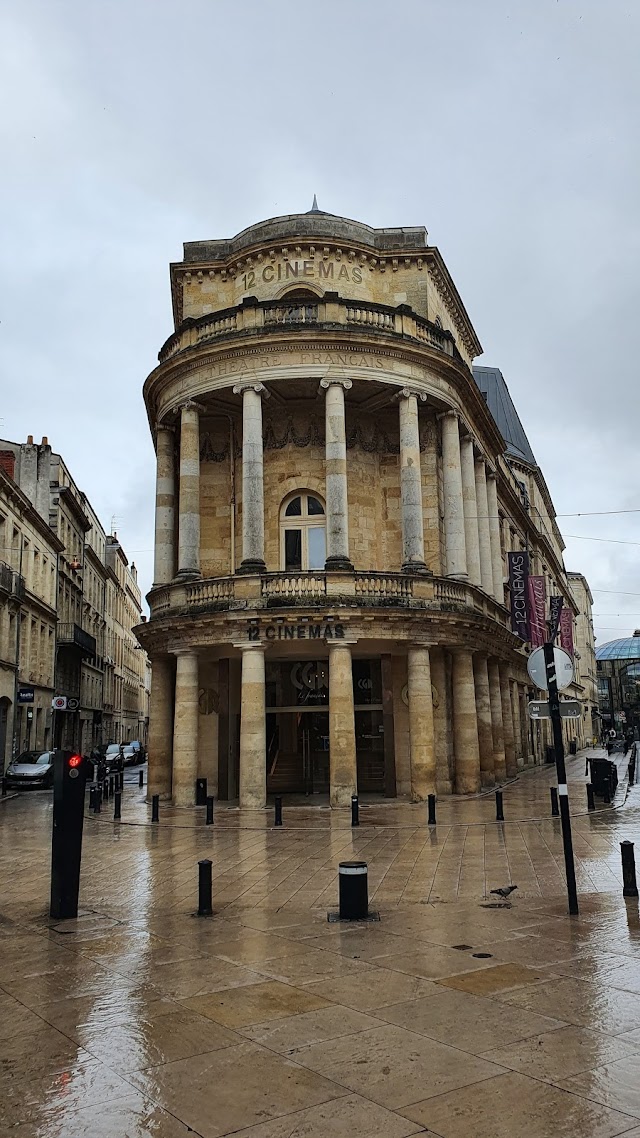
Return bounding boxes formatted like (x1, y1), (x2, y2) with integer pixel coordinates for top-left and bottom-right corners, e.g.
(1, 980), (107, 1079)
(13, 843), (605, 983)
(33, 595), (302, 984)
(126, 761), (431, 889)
(280, 492), (326, 571)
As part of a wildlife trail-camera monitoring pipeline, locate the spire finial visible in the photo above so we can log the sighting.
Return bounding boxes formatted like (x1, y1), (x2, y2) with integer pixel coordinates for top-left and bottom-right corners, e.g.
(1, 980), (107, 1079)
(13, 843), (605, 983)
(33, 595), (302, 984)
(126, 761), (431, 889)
(310, 193), (320, 213)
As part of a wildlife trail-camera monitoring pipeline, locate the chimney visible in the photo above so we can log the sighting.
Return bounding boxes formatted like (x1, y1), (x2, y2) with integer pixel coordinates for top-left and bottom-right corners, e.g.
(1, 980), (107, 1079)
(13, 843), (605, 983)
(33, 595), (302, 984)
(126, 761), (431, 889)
(41, 436), (48, 446)
(27, 435), (33, 445)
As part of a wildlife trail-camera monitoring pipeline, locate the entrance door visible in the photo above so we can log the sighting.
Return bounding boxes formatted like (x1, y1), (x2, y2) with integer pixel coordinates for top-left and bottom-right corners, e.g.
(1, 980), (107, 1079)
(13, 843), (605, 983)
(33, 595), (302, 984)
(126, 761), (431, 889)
(266, 709), (329, 795)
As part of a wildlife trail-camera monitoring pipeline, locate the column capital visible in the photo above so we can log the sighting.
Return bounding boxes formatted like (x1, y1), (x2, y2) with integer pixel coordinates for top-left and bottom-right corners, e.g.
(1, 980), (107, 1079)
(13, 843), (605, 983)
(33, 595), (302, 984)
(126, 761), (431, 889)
(179, 399), (205, 414)
(233, 641), (267, 652)
(395, 386), (428, 403)
(168, 646), (200, 658)
(320, 376), (352, 391)
(156, 420), (175, 434)
(233, 381), (270, 398)
(437, 408), (460, 422)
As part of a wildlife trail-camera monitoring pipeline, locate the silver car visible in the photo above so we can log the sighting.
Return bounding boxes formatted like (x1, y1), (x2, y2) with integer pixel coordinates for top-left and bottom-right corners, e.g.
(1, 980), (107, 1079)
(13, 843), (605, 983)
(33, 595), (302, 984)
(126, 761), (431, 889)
(5, 750), (55, 788)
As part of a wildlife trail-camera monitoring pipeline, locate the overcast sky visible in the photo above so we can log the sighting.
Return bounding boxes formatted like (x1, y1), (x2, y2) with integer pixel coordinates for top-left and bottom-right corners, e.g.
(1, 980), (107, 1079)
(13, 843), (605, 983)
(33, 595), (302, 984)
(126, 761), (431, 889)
(1, 0), (639, 646)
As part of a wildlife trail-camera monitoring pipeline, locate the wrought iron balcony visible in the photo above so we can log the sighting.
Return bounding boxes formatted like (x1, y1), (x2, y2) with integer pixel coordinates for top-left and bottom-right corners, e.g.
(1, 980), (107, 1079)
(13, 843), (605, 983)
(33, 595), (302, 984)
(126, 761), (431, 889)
(0, 561), (25, 599)
(56, 623), (97, 657)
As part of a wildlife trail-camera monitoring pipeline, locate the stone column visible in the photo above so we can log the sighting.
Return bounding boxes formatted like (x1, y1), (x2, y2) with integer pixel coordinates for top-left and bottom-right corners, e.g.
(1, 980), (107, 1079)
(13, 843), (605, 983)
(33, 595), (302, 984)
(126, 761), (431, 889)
(153, 425), (176, 586)
(488, 659), (507, 781)
(512, 681), (524, 767)
(407, 646), (435, 800)
(452, 649), (481, 793)
(474, 458), (494, 595)
(441, 411), (467, 579)
(499, 665), (517, 777)
(430, 647), (451, 794)
(234, 382), (268, 573)
(473, 653), (495, 787)
(398, 389), (428, 573)
(460, 437), (481, 587)
(148, 656), (174, 800)
(486, 472), (504, 604)
(329, 641), (357, 805)
(172, 650), (199, 806)
(176, 402), (201, 580)
(321, 378), (353, 570)
(238, 644), (266, 808)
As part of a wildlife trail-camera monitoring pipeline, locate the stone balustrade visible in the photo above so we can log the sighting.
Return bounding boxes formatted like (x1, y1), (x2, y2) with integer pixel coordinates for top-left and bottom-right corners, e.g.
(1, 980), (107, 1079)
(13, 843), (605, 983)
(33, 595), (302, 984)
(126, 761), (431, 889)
(148, 570), (509, 629)
(157, 297), (457, 364)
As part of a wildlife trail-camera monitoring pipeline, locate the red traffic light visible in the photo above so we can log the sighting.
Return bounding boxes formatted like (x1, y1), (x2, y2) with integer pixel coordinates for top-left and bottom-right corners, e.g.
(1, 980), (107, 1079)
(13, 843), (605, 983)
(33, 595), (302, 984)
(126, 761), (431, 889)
(68, 754), (82, 769)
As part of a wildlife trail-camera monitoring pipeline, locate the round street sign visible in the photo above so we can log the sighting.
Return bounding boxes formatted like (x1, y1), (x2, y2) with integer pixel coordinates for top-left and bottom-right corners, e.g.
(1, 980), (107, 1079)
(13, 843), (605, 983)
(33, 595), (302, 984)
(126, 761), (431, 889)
(527, 646), (574, 692)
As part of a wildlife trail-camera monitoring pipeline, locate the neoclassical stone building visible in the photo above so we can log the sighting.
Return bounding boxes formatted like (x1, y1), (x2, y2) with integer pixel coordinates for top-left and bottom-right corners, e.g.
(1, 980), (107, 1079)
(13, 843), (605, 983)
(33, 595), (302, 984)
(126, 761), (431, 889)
(137, 206), (586, 808)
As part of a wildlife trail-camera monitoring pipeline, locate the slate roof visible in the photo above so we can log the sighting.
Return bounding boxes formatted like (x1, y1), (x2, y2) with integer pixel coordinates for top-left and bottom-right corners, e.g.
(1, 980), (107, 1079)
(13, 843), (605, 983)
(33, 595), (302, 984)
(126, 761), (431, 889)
(473, 365), (537, 467)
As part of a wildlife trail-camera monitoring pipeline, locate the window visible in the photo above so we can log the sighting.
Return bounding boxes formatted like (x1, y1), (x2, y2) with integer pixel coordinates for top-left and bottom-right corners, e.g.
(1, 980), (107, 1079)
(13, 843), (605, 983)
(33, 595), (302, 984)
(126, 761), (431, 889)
(280, 493), (326, 571)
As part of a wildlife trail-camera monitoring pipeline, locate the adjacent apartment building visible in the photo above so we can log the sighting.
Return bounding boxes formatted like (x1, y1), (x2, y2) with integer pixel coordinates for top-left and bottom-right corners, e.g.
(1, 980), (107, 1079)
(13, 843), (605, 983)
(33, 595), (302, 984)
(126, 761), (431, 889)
(0, 437), (149, 766)
(136, 205), (596, 808)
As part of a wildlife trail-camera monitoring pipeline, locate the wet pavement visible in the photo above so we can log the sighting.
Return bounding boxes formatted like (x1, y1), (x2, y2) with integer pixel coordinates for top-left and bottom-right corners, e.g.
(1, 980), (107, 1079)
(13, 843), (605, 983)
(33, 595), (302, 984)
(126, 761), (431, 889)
(4, 749), (640, 1135)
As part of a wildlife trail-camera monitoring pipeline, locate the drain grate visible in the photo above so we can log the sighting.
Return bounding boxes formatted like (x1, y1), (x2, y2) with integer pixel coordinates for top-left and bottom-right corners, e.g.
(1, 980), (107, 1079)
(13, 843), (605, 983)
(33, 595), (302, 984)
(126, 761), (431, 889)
(327, 911), (380, 923)
(472, 952), (493, 959)
(452, 944), (474, 951)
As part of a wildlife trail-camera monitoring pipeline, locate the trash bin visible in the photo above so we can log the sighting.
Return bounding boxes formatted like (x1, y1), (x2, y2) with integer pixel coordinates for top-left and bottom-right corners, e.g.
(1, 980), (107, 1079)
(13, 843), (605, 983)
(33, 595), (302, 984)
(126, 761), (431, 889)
(545, 745), (556, 764)
(591, 757), (617, 798)
(569, 740), (577, 756)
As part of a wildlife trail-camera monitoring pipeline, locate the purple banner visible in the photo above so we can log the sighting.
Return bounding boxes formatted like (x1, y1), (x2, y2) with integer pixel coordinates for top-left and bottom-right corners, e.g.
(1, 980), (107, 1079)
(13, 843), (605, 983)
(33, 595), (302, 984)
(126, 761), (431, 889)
(508, 552), (530, 640)
(559, 607), (574, 656)
(527, 575), (547, 647)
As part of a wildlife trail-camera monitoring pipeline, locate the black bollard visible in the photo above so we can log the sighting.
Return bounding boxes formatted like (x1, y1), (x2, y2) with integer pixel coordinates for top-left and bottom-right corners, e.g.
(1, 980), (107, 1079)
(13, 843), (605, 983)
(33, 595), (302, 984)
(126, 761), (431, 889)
(587, 782), (595, 811)
(103, 777), (109, 802)
(151, 794), (159, 823)
(351, 794), (359, 827)
(1, 776), (6, 797)
(114, 791), (121, 820)
(604, 784), (611, 804)
(629, 761), (635, 788)
(197, 858), (213, 916)
(339, 861), (368, 920)
(109, 775), (115, 797)
(94, 784), (102, 813)
(138, 768), (144, 789)
(621, 841), (639, 898)
(495, 790), (504, 821)
(550, 787), (560, 817)
(195, 777), (207, 806)
(206, 795), (214, 825)
(428, 794), (436, 826)
(274, 796), (283, 827)
(89, 784), (95, 810)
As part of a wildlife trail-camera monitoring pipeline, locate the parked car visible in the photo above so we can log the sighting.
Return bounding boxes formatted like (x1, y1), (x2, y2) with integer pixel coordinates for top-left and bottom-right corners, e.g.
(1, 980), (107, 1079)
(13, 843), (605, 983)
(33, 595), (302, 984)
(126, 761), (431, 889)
(104, 744), (137, 768)
(4, 750), (55, 788)
(129, 741), (146, 762)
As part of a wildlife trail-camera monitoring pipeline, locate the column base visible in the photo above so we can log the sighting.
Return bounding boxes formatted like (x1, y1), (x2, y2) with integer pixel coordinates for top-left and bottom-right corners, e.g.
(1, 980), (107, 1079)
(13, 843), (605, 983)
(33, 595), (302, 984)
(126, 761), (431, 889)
(174, 568), (201, 582)
(446, 572), (468, 581)
(401, 561), (431, 575)
(237, 558), (267, 575)
(325, 556), (354, 571)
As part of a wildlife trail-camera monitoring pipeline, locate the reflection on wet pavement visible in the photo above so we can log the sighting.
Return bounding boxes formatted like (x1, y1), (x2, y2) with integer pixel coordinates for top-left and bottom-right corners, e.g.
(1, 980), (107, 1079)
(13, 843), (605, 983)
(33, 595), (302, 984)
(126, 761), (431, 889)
(3, 747), (640, 1134)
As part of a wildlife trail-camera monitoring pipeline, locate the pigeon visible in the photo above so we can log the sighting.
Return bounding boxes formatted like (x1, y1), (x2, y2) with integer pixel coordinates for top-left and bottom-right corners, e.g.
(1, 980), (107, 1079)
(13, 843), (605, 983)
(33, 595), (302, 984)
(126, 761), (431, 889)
(490, 885), (518, 900)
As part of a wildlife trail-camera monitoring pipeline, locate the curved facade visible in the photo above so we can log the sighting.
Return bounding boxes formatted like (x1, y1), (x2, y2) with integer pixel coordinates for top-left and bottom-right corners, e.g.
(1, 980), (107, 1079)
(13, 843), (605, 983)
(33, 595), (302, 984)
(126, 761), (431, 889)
(137, 208), (587, 808)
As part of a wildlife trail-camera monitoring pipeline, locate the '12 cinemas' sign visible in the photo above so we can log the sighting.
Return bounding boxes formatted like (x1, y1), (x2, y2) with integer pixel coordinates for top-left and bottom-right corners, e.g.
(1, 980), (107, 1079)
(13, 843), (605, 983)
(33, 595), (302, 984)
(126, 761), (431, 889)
(508, 552), (530, 640)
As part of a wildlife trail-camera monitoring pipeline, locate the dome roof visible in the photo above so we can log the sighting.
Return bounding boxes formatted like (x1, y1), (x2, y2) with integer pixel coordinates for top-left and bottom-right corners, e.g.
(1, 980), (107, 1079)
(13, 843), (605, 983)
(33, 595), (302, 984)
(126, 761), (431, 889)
(596, 634), (640, 661)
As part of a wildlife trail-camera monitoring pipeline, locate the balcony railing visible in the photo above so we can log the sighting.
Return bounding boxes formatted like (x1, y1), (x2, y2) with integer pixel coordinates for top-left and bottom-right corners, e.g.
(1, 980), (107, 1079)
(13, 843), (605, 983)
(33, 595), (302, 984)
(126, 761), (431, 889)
(148, 571), (509, 629)
(57, 623), (97, 656)
(0, 561), (24, 598)
(158, 296), (458, 364)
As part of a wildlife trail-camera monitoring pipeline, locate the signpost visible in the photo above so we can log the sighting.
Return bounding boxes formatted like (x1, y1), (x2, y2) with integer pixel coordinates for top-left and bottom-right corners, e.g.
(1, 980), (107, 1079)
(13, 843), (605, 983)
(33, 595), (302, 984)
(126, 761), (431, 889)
(527, 646), (574, 692)
(528, 699), (582, 720)
(543, 642), (579, 915)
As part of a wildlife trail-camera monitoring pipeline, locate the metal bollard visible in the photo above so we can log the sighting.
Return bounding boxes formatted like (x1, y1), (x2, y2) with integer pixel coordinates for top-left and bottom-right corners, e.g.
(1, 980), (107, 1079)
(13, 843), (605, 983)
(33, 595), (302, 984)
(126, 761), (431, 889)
(428, 794), (436, 826)
(138, 768), (144, 789)
(550, 787), (559, 817)
(89, 784), (95, 810)
(629, 761), (635, 788)
(195, 777), (207, 806)
(604, 784), (611, 804)
(495, 790), (504, 822)
(206, 795), (214, 825)
(351, 794), (359, 827)
(109, 775), (115, 797)
(103, 777), (109, 801)
(114, 791), (121, 820)
(587, 783), (595, 811)
(339, 861), (368, 920)
(197, 859), (213, 916)
(621, 841), (639, 898)
(274, 796), (283, 826)
(151, 794), (159, 823)
(94, 784), (101, 813)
